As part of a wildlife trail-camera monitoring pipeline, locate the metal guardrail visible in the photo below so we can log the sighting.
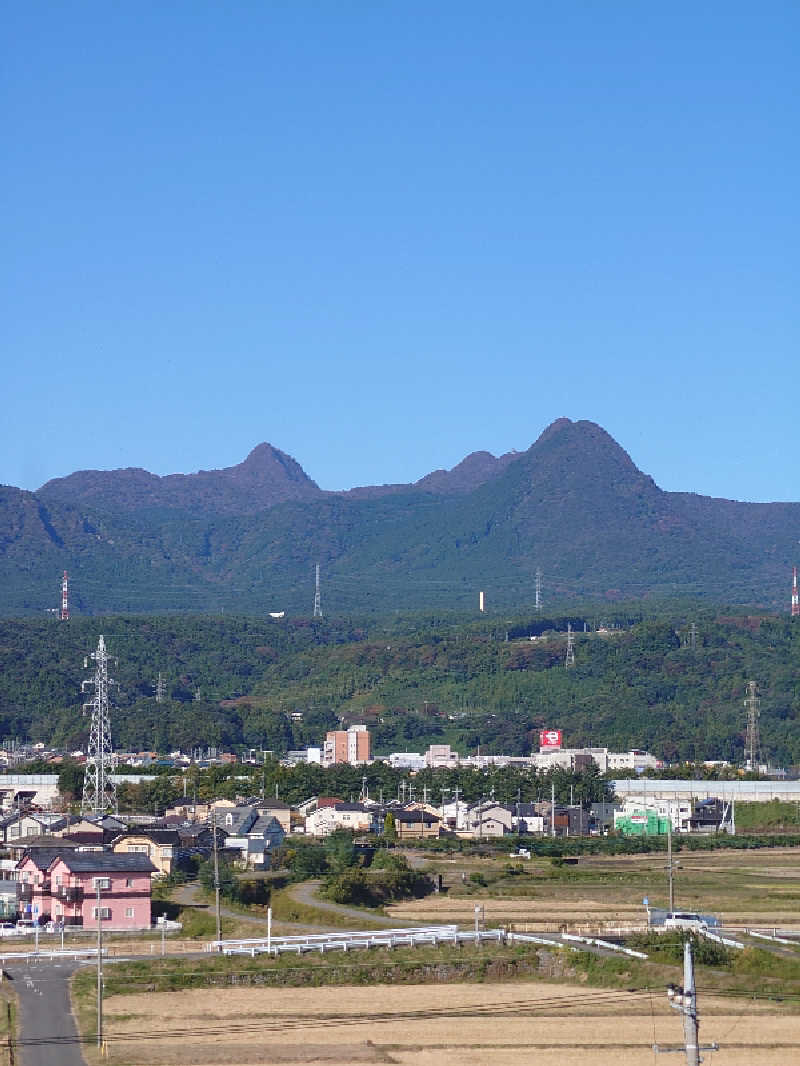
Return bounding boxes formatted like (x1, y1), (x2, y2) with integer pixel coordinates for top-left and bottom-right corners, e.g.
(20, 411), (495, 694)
(699, 929), (744, 950)
(561, 932), (649, 959)
(211, 925), (464, 956)
(0, 948), (104, 963)
(745, 929), (799, 946)
(507, 932), (581, 952)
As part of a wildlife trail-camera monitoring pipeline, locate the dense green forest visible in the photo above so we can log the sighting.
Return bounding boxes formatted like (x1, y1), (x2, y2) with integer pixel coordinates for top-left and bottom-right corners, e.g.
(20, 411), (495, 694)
(1, 609), (799, 764)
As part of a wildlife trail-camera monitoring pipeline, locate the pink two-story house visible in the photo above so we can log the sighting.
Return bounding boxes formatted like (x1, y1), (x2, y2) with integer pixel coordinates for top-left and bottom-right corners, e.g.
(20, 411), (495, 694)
(17, 851), (157, 930)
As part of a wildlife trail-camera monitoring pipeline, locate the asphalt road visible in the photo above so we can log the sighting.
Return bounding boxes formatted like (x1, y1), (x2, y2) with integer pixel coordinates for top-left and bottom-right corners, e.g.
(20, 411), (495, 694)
(5, 960), (86, 1066)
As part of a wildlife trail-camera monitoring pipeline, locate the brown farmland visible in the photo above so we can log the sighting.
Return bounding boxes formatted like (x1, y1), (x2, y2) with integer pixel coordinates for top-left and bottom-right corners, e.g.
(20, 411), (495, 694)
(99, 980), (799, 1066)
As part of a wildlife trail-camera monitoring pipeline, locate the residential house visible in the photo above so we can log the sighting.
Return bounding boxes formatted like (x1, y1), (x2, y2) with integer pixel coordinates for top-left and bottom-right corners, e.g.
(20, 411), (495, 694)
(467, 803), (513, 838)
(239, 799), (292, 835)
(112, 829), (181, 877)
(0, 811), (71, 843)
(14, 846), (81, 923)
(305, 803), (381, 838)
(440, 801), (470, 833)
(46, 852), (157, 929)
(511, 803), (547, 835)
(391, 808), (441, 840)
(216, 807), (284, 868)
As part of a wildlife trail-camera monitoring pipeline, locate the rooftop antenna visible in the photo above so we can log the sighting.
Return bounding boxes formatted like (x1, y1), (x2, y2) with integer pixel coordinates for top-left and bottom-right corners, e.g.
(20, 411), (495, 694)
(534, 568), (542, 611)
(792, 566), (799, 617)
(565, 623), (576, 667)
(60, 570), (70, 621)
(81, 635), (118, 814)
(744, 680), (761, 771)
(313, 563), (323, 618)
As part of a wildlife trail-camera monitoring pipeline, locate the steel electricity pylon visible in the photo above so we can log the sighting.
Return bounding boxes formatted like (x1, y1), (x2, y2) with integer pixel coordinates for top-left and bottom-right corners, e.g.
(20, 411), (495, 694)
(81, 635), (118, 814)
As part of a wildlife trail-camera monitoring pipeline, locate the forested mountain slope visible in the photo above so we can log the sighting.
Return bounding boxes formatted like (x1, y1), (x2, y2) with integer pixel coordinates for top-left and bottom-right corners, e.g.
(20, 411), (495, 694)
(1, 611), (798, 765)
(2, 419), (799, 613)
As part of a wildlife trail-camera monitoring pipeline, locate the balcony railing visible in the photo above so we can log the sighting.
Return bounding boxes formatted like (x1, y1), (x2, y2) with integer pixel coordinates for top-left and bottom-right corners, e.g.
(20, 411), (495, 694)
(18, 883), (33, 901)
(55, 886), (84, 903)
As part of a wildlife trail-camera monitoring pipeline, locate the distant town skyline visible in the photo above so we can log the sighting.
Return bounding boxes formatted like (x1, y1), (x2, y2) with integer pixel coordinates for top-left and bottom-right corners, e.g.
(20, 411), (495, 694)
(4, 3), (798, 503)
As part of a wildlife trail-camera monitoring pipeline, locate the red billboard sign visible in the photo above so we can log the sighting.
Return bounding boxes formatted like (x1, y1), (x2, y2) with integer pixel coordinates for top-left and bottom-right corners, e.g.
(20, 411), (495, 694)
(539, 729), (563, 750)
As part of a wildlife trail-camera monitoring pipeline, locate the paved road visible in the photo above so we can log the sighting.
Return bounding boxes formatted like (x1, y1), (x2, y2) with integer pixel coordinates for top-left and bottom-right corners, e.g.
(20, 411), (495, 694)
(5, 960), (85, 1066)
(287, 879), (399, 926)
(172, 879), (325, 934)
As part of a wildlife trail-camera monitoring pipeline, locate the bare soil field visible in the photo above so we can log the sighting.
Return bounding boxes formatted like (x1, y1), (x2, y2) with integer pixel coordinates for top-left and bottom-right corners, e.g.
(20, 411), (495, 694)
(99, 980), (799, 1066)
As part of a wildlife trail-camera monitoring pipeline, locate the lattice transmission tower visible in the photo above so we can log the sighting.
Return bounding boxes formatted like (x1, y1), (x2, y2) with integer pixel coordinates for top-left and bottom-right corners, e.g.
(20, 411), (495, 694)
(534, 569), (542, 612)
(154, 671), (167, 703)
(81, 635), (118, 814)
(743, 680), (761, 772)
(565, 623), (576, 667)
(60, 570), (70, 620)
(313, 563), (323, 618)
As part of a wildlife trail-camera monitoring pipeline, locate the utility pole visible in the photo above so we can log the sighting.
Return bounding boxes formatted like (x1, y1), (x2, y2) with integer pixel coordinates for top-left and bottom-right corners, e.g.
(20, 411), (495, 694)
(655, 940), (719, 1064)
(744, 680), (761, 771)
(96, 882), (104, 1049)
(550, 780), (556, 838)
(212, 811), (222, 946)
(667, 821), (675, 912)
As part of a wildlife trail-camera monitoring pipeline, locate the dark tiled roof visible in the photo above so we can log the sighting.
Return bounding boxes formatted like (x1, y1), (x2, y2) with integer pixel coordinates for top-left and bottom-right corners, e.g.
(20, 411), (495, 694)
(393, 810), (440, 824)
(49, 853), (158, 874)
(16, 848), (70, 870)
(113, 829), (180, 845)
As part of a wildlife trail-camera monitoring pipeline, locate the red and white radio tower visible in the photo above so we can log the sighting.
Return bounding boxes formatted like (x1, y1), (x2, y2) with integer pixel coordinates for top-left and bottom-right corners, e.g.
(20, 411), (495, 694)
(792, 567), (799, 618)
(60, 570), (70, 621)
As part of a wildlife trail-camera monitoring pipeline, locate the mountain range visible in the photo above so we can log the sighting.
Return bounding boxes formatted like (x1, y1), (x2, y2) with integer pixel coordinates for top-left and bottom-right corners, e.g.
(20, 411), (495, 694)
(2, 418), (798, 614)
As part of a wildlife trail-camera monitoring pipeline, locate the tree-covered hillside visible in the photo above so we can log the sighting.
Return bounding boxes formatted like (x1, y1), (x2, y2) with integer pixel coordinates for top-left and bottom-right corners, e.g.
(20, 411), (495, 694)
(3, 420), (800, 613)
(1, 609), (799, 764)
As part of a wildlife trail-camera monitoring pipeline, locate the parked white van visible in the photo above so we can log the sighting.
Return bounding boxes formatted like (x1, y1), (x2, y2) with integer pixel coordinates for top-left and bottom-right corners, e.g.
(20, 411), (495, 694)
(663, 912), (707, 931)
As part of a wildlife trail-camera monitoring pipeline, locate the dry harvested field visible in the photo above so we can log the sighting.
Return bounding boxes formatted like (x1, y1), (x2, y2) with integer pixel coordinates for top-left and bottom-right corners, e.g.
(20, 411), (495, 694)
(389, 847), (800, 930)
(99, 980), (799, 1066)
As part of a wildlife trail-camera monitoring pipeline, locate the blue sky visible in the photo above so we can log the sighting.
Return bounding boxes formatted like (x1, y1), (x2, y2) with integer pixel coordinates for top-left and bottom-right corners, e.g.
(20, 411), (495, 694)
(4, 3), (798, 501)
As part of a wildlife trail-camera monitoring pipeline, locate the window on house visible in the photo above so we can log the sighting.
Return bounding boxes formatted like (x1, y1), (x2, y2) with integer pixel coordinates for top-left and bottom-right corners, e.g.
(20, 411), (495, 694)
(125, 878), (133, 888)
(93, 877), (111, 891)
(129, 845), (148, 854)
(125, 907), (134, 918)
(160, 848), (172, 858)
(55, 876), (61, 886)
(92, 907), (111, 920)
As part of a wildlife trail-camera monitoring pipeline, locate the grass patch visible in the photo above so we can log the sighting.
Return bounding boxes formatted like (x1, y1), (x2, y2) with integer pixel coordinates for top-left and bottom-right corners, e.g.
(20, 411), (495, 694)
(269, 884), (387, 929)
(73, 942), (547, 997)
